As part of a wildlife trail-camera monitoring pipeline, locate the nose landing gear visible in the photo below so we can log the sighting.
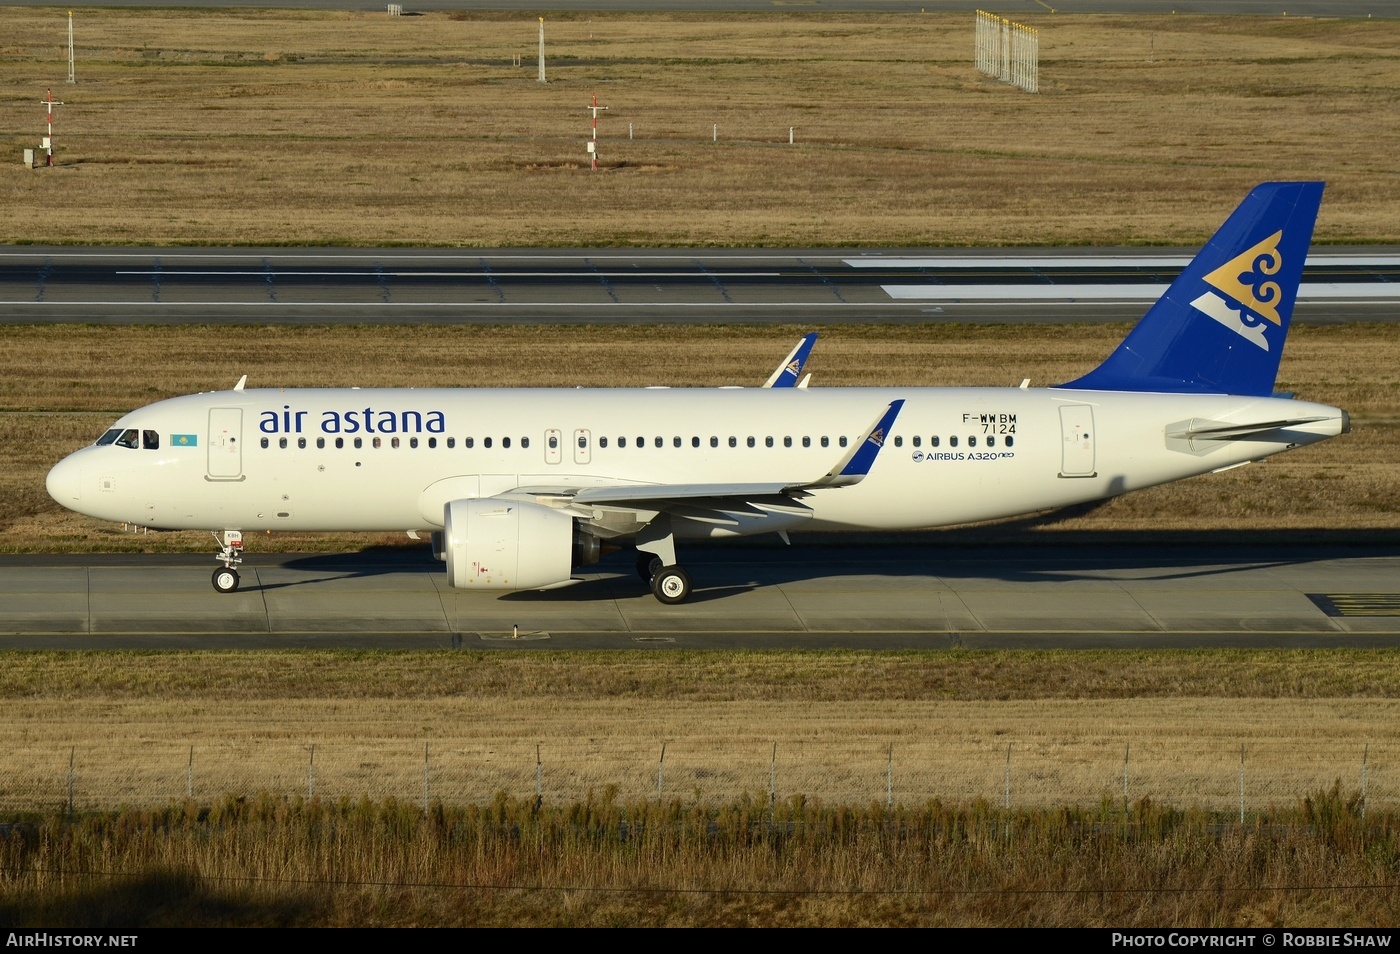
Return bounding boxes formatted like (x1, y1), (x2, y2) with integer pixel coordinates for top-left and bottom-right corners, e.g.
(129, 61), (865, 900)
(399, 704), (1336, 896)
(212, 530), (244, 593)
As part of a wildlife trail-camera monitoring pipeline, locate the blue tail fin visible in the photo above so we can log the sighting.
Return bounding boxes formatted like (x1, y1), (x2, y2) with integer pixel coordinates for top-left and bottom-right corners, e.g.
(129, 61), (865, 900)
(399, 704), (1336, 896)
(1057, 181), (1323, 396)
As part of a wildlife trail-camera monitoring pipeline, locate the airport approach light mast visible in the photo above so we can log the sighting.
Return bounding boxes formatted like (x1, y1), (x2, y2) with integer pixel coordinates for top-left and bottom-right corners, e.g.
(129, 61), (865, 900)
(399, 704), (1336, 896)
(537, 18), (546, 84)
(40, 88), (64, 167)
(586, 94), (608, 172)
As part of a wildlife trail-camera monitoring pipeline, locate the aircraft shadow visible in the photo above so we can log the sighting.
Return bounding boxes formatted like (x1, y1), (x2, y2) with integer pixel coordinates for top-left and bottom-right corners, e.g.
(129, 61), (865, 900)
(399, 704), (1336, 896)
(265, 518), (1400, 597)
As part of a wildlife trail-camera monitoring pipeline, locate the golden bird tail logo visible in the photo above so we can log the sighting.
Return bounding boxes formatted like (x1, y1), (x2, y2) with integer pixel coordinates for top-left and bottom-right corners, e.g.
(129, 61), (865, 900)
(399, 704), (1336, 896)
(1189, 230), (1286, 352)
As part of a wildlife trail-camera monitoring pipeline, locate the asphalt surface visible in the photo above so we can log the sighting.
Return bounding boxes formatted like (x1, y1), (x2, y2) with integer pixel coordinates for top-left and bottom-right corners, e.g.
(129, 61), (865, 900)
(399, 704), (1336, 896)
(5, 246), (1398, 325)
(3, 543), (1397, 649)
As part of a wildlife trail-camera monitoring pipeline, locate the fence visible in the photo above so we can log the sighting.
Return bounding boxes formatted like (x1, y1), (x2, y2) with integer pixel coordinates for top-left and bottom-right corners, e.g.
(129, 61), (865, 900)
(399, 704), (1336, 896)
(6, 739), (1392, 814)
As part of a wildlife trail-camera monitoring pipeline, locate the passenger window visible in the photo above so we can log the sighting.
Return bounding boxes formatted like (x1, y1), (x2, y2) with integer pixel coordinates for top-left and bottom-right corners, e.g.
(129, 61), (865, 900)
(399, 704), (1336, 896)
(894, 436), (903, 448)
(409, 437), (418, 449)
(728, 437), (736, 448)
(968, 436), (976, 447)
(447, 437), (455, 449)
(548, 435), (559, 449)
(673, 436), (681, 448)
(484, 437), (492, 449)
(503, 437), (512, 449)
(317, 437), (325, 449)
(354, 437), (363, 449)
(654, 436), (663, 448)
(280, 437), (288, 449)
(802, 436), (810, 448)
(142, 430), (159, 450)
(710, 436), (718, 448)
(521, 436), (530, 449)
(465, 437), (474, 449)
(931, 436), (940, 447)
(783, 436), (792, 448)
(298, 437), (307, 449)
(987, 436), (995, 448)
(765, 436), (774, 448)
(600, 436), (608, 449)
(692, 437), (700, 448)
(1005, 435), (1014, 448)
(260, 437), (269, 449)
(372, 437), (381, 449)
(637, 436), (645, 448)
(576, 436), (584, 449)
(912, 436), (921, 448)
(428, 437), (436, 449)
(821, 436), (829, 448)
(746, 437), (755, 448)
(392, 437), (401, 449)
(336, 437), (344, 449)
(619, 437), (627, 448)
(839, 437), (848, 448)
(950, 436), (958, 448)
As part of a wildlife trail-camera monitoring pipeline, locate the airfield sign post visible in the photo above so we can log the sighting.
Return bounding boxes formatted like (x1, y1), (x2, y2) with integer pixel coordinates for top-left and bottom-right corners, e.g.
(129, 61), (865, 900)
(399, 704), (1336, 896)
(586, 94), (608, 172)
(40, 88), (63, 167)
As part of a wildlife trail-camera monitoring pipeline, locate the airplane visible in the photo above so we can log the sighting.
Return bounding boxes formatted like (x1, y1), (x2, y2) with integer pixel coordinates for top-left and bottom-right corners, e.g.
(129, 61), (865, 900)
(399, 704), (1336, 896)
(46, 182), (1348, 604)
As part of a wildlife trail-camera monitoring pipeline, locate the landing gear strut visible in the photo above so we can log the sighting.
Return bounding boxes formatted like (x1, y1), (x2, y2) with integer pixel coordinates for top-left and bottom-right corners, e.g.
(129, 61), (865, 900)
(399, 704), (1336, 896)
(636, 515), (693, 604)
(636, 552), (663, 584)
(212, 530), (243, 594)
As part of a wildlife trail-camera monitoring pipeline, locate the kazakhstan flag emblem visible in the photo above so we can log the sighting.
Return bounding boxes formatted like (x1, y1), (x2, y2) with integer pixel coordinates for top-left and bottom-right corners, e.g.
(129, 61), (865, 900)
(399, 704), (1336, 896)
(172, 434), (198, 447)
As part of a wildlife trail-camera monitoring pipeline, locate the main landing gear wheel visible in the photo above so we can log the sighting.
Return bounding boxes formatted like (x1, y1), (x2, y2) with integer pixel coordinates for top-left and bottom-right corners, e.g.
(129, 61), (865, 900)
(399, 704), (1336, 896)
(651, 566), (691, 605)
(212, 567), (240, 594)
(636, 552), (664, 584)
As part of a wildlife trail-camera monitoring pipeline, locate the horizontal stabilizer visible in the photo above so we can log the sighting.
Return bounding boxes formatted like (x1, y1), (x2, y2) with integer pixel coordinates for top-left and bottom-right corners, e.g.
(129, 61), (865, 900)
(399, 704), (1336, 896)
(1167, 416), (1332, 441)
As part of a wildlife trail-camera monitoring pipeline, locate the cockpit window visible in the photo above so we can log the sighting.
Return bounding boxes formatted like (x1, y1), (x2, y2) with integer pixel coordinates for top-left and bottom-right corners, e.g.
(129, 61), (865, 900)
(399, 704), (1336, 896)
(142, 430), (159, 450)
(96, 429), (122, 446)
(114, 429), (140, 449)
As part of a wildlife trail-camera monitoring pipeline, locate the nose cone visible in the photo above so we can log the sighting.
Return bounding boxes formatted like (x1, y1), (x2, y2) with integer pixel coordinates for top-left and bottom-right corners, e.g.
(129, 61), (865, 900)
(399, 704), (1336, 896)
(46, 454), (82, 506)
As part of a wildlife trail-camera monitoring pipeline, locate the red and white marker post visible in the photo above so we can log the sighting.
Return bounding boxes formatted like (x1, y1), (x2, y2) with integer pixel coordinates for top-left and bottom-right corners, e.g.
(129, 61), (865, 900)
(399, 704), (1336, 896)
(40, 87), (64, 167)
(586, 94), (608, 172)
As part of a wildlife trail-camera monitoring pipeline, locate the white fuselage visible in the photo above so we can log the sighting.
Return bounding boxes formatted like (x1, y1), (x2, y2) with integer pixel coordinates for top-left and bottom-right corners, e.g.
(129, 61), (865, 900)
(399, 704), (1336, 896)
(46, 386), (1347, 538)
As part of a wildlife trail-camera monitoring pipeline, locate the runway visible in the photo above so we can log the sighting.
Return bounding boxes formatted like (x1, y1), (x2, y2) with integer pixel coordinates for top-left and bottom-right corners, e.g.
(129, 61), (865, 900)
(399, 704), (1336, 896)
(3, 246), (1398, 325)
(3, 544), (1397, 649)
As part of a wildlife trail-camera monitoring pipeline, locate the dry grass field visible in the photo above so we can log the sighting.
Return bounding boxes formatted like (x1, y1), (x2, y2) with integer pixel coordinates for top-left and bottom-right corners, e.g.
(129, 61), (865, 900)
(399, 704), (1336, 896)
(5, 650), (1400, 813)
(5, 651), (1400, 926)
(5, 791), (1400, 927)
(2, 10), (1399, 246)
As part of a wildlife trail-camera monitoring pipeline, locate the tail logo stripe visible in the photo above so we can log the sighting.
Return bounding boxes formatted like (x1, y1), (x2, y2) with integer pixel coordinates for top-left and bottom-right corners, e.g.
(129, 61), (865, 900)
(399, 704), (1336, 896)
(1202, 230), (1285, 324)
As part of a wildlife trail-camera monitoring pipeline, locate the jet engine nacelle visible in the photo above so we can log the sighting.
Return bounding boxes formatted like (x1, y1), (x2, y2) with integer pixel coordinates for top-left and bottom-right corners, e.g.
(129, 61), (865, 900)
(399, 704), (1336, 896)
(443, 498), (597, 590)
